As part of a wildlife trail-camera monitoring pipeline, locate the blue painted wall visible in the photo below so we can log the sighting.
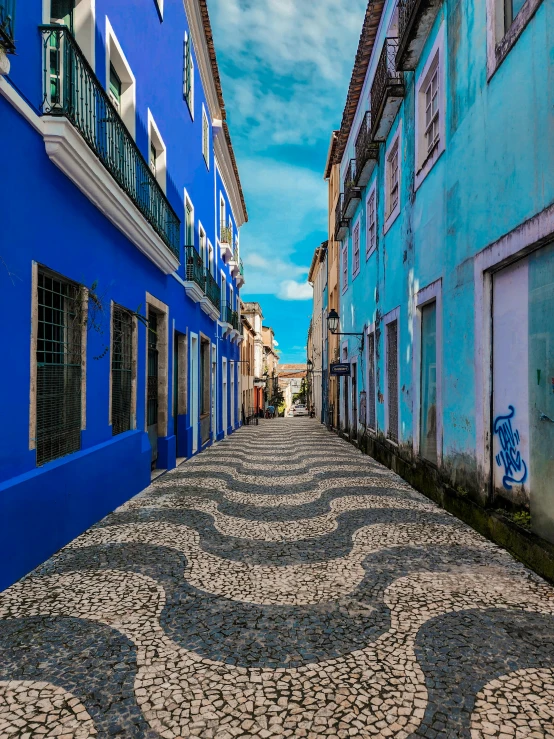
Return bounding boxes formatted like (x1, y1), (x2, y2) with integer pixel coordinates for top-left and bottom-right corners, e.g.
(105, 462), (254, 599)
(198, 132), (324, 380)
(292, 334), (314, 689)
(335, 0), (553, 498)
(0, 0), (244, 590)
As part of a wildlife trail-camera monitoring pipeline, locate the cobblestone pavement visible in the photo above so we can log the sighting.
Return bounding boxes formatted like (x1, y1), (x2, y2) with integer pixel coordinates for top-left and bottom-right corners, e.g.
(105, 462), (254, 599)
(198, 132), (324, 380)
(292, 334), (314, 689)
(1, 420), (554, 739)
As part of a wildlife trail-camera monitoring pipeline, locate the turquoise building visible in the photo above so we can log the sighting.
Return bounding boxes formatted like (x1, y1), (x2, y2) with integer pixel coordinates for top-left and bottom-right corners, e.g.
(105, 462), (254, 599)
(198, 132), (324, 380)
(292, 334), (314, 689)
(329, 0), (554, 544)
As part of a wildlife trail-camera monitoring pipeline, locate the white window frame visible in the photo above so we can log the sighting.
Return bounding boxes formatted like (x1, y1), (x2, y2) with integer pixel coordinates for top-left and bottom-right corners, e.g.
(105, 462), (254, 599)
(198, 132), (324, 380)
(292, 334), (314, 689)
(220, 270), (227, 316)
(486, 0), (543, 79)
(341, 243), (348, 294)
(366, 180), (377, 259)
(383, 306), (400, 444)
(202, 104), (210, 168)
(46, 0), (95, 66)
(384, 121), (402, 233)
(412, 279), (443, 464)
(208, 239), (214, 275)
(105, 18), (136, 138)
(352, 216), (361, 279)
(184, 189), (194, 246)
(154, 0), (164, 19)
(415, 25), (445, 190)
(147, 109), (167, 192)
(183, 31), (195, 118)
(219, 194), (226, 237)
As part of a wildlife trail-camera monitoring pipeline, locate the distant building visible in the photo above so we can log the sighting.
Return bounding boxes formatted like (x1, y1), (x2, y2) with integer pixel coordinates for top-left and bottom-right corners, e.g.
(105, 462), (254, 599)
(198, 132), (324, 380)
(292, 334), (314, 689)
(308, 243), (328, 422)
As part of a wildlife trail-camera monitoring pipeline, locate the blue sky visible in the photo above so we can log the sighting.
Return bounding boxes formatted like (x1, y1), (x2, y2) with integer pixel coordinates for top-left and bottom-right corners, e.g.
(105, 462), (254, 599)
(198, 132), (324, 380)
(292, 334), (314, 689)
(210, 0), (367, 364)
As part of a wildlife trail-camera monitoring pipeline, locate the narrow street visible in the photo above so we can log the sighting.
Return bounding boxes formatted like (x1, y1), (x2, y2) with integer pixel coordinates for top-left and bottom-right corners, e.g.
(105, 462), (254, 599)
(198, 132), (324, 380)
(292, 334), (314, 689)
(1, 419), (554, 739)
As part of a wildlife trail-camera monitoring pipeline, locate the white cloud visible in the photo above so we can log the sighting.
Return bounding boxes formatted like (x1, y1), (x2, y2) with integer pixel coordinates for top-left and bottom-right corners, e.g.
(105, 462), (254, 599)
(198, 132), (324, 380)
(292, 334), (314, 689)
(278, 280), (313, 301)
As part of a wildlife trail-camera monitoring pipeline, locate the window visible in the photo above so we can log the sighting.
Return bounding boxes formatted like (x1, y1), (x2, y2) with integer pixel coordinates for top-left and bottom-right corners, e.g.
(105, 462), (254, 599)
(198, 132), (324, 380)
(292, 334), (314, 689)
(106, 19), (136, 138)
(486, 0), (542, 78)
(109, 63), (121, 112)
(341, 244), (348, 293)
(221, 273), (227, 316)
(386, 319), (399, 443)
(208, 241), (214, 276)
(199, 224), (207, 269)
(200, 338), (210, 416)
(420, 301), (437, 464)
(183, 32), (194, 116)
(202, 105), (209, 166)
(415, 28), (445, 188)
(35, 267), (83, 465)
(111, 304), (135, 436)
(219, 195), (226, 236)
(384, 123), (402, 231)
(352, 220), (360, 278)
(148, 110), (167, 192)
(367, 330), (376, 430)
(366, 187), (377, 258)
(185, 193), (194, 245)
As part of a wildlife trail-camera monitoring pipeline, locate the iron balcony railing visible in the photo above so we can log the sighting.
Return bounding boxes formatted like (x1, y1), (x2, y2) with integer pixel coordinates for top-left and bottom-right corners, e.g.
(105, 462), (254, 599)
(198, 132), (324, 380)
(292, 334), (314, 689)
(225, 303), (239, 330)
(40, 25), (180, 260)
(185, 245), (205, 291)
(370, 37), (404, 134)
(355, 111), (379, 181)
(204, 269), (220, 311)
(239, 258), (244, 277)
(220, 225), (232, 244)
(398, 0), (418, 45)
(0, 0), (15, 53)
(343, 159), (359, 209)
(334, 193), (346, 240)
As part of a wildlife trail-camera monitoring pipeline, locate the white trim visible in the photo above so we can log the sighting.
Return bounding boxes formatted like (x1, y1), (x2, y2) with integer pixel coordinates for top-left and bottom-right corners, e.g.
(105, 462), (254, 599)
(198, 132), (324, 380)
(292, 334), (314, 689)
(341, 243), (348, 294)
(384, 120), (402, 234)
(45, 0), (96, 67)
(412, 278), (443, 464)
(154, 0), (164, 19)
(105, 17), (136, 139)
(365, 180), (377, 259)
(474, 201), (554, 494)
(486, 0), (543, 80)
(414, 23), (446, 191)
(190, 332), (199, 453)
(214, 148), (247, 228)
(383, 306), (400, 443)
(202, 103), (210, 168)
(182, 0), (222, 122)
(0, 78), (44, 134)
(351, 214), (361, 279)
(147, 108), (167, 193)
(184, 189), (194, 245)
(43, 117), (179, 273)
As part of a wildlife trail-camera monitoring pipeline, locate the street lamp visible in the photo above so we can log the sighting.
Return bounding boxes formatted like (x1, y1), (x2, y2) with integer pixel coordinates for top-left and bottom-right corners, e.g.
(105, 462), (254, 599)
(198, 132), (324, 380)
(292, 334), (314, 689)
(326, 308), (364, 350)
(307, 358), (313, 372)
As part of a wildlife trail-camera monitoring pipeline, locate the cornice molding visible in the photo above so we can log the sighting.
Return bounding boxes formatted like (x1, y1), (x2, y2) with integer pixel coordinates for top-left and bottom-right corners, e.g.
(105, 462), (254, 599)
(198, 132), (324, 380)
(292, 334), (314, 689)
(214, 142), (247, 227)
(43, 117), (179, 275)
(182, 0), (221, 122)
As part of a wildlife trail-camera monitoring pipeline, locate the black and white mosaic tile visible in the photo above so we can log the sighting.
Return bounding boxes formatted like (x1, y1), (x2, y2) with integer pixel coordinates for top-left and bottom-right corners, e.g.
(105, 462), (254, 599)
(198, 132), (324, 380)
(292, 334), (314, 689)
(1, 418), (554, 738)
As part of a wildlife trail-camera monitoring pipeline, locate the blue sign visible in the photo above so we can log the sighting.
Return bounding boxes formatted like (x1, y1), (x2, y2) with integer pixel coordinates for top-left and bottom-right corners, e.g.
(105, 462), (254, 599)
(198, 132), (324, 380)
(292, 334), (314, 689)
(330, 362), (351, 376)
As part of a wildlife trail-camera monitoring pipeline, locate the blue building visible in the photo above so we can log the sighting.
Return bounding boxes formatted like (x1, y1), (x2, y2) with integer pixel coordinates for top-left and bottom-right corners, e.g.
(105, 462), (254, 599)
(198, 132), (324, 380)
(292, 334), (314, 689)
(0, 0), (247, 590)
(326, 0), (554, 547)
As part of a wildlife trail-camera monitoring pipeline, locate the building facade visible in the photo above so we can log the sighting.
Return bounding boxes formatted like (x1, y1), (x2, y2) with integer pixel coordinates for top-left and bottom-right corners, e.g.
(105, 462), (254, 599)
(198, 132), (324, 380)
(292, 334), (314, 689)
(239, 304), (256, 421)
(241, 301), (264, 414)
(0, 0), (247, 590)
(308, 243), (327, 421)
(324, 0), (554, 545)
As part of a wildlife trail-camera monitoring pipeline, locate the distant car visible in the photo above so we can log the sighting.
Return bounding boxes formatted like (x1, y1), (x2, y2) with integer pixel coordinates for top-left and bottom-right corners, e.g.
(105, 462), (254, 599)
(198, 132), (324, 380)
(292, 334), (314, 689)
(293, 404), (309, 417)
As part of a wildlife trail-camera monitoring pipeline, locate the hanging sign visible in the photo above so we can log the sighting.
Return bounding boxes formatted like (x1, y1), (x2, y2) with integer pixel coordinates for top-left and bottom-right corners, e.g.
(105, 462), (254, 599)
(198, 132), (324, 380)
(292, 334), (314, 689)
(330, 362), (351, 376)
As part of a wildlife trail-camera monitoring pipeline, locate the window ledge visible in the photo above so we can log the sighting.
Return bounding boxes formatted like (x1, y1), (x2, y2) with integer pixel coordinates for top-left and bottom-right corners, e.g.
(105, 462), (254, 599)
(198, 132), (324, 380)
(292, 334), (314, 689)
(414, 143), (445, 191)
(43, 117), (179, 275)
(383, 204), (400, 234)
(366, 246), (377, 261)
(200, 296), (220, 320)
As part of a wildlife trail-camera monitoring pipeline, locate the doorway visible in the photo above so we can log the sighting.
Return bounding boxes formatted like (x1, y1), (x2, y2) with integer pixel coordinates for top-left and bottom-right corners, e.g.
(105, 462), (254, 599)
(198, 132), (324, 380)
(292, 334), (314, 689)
(230, 362), (235, 429)
(147, 312), (159, 468)
(222, 358), (228, 436)
(351, 358), (358, 439)
(190, 334), (199, 453)
(211, 346), (217, 441)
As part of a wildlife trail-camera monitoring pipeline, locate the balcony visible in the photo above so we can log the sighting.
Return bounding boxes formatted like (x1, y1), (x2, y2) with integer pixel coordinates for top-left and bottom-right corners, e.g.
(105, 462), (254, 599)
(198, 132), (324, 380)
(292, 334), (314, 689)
(236, 258), (245, 288)
(0, 0), (16, 54)
(343, 159), (361, 219)
(355, 111), (379, 187)
(370, 38), (405, 142)
(201, 268), (221, 320)
(396, 0), (442, 71)
(222, 303), (240, 340)
(219, 225), (233, 263)
(229, 246), (240, 278)
(334, 194), (348, 241)
(184, 245), (205, 304)
(40, 26), (180, 274)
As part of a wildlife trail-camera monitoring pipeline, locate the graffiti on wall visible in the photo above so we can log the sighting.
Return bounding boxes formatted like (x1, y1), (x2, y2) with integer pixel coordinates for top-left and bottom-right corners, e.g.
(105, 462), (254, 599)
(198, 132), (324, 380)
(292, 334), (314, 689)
(494, 405), (528, 490)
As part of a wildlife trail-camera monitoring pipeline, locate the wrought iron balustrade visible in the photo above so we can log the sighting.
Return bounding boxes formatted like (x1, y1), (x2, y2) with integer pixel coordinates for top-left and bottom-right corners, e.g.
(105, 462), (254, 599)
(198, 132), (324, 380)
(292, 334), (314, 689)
(398, 0), (418, 43)
(370, 37), (404, 138)
(0, 0), (15, 53)
(40, 25), (180, 260)
(224, 303), (239, 329)
(220, 226), (232, 244)
(185, 246), (205, 291)
(239, 258), (244, 276)
(355, 111), (380, 185)
(334, 193), (348, 241)
(396, 0), (441, 70)
(343, 159), (356, 204)
(204, 269), (220, 311)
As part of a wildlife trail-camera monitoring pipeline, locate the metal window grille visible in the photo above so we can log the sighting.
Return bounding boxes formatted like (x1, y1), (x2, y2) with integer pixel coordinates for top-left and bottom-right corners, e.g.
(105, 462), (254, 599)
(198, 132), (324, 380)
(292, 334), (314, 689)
(147, 312), (159, 427)
(112, 305), (134, 436)
(353, 222), (360, 275)
(368, 332), (376, 430)
(36, 268), (82, 466)
(388, 141), (399, 214)
(387, 320), (399, 442)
